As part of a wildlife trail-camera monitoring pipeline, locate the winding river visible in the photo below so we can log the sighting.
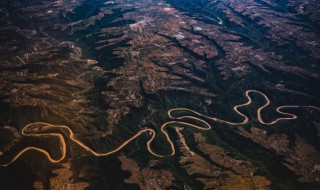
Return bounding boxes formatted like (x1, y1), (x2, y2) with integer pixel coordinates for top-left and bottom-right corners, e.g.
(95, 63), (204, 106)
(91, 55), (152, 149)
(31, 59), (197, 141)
(1, 90), (319, 167)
